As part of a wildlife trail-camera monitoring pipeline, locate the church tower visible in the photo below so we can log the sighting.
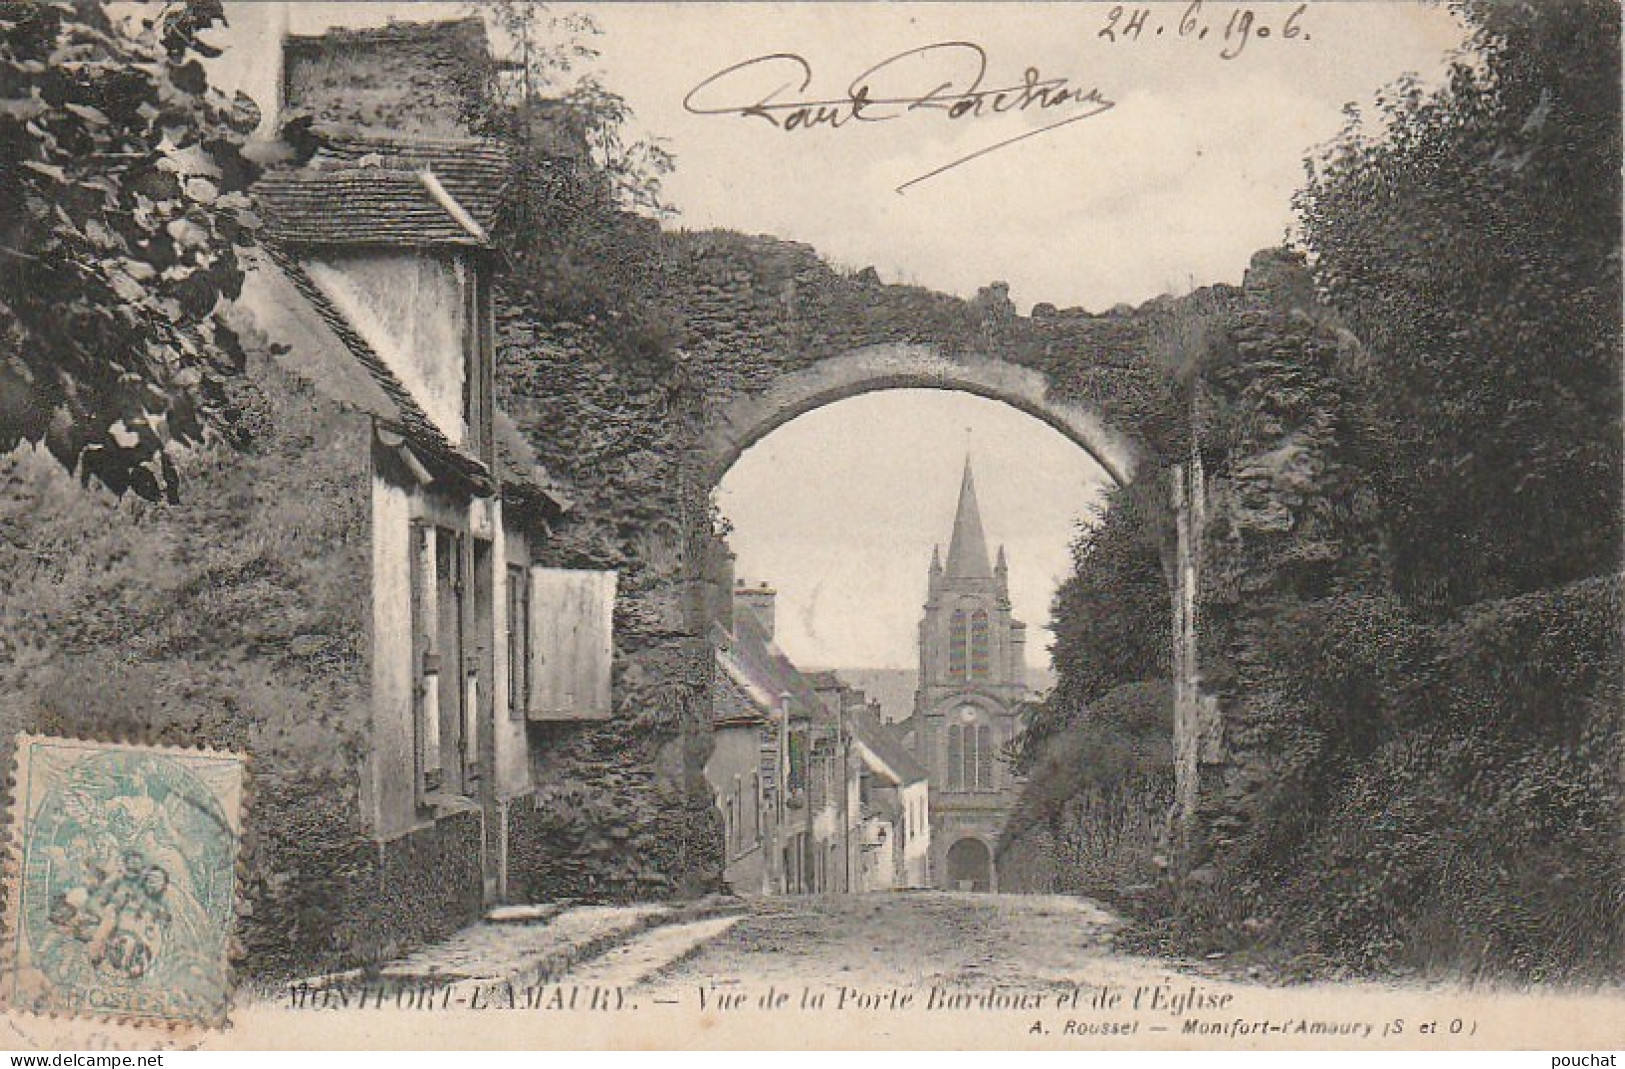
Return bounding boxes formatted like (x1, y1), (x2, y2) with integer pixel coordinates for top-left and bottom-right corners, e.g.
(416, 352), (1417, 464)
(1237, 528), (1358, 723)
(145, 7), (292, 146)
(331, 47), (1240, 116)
(912, 458), (1028, 891)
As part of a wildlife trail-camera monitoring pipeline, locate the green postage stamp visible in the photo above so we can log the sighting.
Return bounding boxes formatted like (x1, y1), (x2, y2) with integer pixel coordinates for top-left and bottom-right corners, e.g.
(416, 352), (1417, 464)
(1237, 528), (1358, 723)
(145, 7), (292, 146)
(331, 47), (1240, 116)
(3, 736), (245, 1028)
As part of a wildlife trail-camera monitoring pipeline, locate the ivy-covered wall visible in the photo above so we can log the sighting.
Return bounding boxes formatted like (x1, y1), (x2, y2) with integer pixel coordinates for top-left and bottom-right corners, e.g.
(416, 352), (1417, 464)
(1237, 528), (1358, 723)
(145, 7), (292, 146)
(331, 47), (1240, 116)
(0, 344), (493, 982)
(0, 347), (380, 979)
(1174, 251), (1621, 979)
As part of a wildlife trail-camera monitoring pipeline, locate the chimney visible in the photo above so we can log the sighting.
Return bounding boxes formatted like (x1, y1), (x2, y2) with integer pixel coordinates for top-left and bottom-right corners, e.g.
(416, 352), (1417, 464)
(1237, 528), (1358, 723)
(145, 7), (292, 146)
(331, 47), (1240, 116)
(733, 579), (777, 641)
(707, 541), (736, 634)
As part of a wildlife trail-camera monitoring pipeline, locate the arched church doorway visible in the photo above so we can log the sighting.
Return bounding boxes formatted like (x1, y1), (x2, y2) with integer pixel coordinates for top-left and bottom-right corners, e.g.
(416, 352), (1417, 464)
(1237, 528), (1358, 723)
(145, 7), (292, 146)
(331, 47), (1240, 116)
(946, 838), (992, 892)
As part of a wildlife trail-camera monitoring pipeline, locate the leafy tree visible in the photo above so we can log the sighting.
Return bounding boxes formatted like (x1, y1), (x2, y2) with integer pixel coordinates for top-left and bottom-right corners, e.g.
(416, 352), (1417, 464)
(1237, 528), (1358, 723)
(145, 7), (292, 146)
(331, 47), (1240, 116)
(1013, 480), (1172, 773)
(478, 0), (673, 216)
(469, 1), (679, 364)
(1295, 0), (1621, 610)
(0, 0), (257, 500)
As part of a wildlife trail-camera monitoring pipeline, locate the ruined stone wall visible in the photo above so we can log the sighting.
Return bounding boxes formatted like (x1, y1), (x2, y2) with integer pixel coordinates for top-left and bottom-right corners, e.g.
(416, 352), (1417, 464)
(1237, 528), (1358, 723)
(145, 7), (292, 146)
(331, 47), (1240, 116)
(1176, 250), (1385, 878)
(282, 19), (491, 139)
(495, 225), (1189, 902)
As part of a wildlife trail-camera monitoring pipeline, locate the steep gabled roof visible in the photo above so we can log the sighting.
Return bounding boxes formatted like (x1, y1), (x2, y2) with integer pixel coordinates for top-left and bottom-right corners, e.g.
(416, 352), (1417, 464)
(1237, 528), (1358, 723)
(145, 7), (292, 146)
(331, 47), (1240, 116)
(849, 707), (928, 786)
(256, 242), (565, 519)
(310, 133), (510, 230)
(712, 658), (768, 727)
(494, 410), (571, 518)
(256, 167), (489, 248)
(713, 613), (832, 727)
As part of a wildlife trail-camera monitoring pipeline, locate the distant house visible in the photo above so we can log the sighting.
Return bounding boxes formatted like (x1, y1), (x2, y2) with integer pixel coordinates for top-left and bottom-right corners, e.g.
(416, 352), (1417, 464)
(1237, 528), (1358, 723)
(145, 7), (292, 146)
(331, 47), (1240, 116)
(708, 579), (848, 895)
(705, 573), (928, 895)
(847, 707), (931, 891)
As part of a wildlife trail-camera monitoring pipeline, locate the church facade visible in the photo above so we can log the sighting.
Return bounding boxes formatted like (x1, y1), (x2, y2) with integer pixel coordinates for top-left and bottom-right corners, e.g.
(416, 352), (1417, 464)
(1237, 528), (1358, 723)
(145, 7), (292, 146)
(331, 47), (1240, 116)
(908, 460), (1030, 892)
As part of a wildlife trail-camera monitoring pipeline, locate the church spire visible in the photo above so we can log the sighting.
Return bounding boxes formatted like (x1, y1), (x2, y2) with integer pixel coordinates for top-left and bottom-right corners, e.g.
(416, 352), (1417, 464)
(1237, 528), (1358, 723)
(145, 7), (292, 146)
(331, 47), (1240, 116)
(943, 456), (992, 579)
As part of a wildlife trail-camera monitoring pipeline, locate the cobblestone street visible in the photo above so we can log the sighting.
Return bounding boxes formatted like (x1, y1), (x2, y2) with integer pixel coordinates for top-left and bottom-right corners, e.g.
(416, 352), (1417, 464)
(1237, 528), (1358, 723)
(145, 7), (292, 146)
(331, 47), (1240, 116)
(635, 892), (1167, 992)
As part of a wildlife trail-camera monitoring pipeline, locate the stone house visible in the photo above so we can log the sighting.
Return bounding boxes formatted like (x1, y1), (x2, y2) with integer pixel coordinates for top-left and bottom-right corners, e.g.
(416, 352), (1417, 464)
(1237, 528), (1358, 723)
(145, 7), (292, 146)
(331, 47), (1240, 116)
(237, 18), (613, 945)
(706, 576), (926, 896)
(847, 708), (932, 892)
(0, 14), (623, 975)
(705, 580), (847, 895)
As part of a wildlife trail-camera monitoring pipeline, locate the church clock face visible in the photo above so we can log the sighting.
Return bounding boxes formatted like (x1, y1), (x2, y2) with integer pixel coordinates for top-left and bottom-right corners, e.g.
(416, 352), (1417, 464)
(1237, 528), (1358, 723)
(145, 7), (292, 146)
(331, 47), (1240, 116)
(956, 705), (978, 724)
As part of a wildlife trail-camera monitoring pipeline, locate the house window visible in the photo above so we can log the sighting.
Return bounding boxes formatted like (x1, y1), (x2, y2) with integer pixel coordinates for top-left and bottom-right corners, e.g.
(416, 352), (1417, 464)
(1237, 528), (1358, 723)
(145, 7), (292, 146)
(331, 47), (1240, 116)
(410, 523), (444, 799)
(747, 771), (761, 847)
(787, 725), (808, 797)
(407, 522), (491, 801)
(506, 564), (530, 719)
(726, 777), (741, 855)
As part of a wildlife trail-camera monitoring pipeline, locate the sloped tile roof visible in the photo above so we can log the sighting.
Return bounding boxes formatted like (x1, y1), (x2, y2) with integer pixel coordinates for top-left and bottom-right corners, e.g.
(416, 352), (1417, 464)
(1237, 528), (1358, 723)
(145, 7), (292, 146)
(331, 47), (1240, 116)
(311, 133), (510, 230)
(849, 707), (928, 785)
(259, 241), (491, 488)
(494, 409), (570, 519)
(714, 614), (836, 728)
(263, 240), (566, 520)
(256, 167), (487, 248)
(713, 665), (767, 727)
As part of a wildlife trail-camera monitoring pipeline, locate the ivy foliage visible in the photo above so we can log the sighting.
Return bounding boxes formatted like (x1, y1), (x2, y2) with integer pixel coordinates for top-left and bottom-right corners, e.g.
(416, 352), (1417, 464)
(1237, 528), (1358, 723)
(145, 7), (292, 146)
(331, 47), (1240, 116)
(471, 0), (680, 367)
(1012, 478), (1172, 778)
(0, 1), (258, 500)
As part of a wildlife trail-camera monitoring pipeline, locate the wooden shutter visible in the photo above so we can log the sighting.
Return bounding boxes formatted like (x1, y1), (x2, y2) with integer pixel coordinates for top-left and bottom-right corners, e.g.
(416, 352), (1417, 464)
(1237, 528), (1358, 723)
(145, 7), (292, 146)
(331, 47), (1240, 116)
(411, 523), (443, 796)
(527, 567), (616, 720)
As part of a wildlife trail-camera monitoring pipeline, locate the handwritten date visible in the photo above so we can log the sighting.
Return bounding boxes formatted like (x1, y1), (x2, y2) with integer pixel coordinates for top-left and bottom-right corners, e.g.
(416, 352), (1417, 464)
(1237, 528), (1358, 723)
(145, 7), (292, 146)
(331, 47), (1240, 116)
(1100, 2), (1311, 60)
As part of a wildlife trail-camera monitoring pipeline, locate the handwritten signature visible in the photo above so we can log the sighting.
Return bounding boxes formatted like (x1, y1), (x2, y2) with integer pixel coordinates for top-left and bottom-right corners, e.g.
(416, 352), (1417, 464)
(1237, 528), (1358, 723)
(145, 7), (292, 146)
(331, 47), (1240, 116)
(683, 42), (1116, 193)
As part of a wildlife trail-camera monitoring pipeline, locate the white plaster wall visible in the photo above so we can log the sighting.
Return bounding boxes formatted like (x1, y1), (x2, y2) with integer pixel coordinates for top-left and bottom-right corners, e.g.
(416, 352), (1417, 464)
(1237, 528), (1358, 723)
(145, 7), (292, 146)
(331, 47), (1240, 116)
(370, 472), (419, 840)
(492, 509), (533, 800)
(902, 781), (932, 886)
(306, 253), (469, 446)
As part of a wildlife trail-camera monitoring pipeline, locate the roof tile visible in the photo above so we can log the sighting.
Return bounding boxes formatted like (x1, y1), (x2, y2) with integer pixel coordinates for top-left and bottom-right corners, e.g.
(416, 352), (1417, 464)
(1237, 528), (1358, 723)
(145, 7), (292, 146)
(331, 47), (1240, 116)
(256, 167), (486, 248)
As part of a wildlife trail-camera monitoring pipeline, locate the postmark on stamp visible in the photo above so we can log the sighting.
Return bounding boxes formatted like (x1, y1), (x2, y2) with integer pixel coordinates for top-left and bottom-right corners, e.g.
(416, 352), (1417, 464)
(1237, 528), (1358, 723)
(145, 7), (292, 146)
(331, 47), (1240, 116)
(3, 735), (245, 1028)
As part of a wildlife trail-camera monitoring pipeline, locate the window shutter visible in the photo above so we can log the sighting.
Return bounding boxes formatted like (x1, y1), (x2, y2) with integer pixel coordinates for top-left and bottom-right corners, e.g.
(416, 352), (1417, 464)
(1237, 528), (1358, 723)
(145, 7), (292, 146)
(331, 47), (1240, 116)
(946, 725), (963, 791)
(412, 523), (443, 795)
(527, 567), (616, 720)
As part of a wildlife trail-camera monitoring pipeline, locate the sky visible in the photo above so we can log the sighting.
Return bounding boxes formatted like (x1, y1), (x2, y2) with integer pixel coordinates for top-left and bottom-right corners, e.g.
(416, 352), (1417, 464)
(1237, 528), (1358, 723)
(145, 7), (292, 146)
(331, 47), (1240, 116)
(213, 3), (1469, 670)
(590, 2), (1465, 309)
(225, 2), (1468, 310)
(716, 390), (1111, 669)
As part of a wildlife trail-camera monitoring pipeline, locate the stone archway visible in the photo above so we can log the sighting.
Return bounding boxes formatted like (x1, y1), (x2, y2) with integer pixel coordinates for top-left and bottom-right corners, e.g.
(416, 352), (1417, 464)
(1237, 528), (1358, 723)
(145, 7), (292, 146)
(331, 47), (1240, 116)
(694, 343), (1144, 489)
(502, 231), (1222, 902)
(687, 341), (1169, 895)
(946, 837), (994, 893)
